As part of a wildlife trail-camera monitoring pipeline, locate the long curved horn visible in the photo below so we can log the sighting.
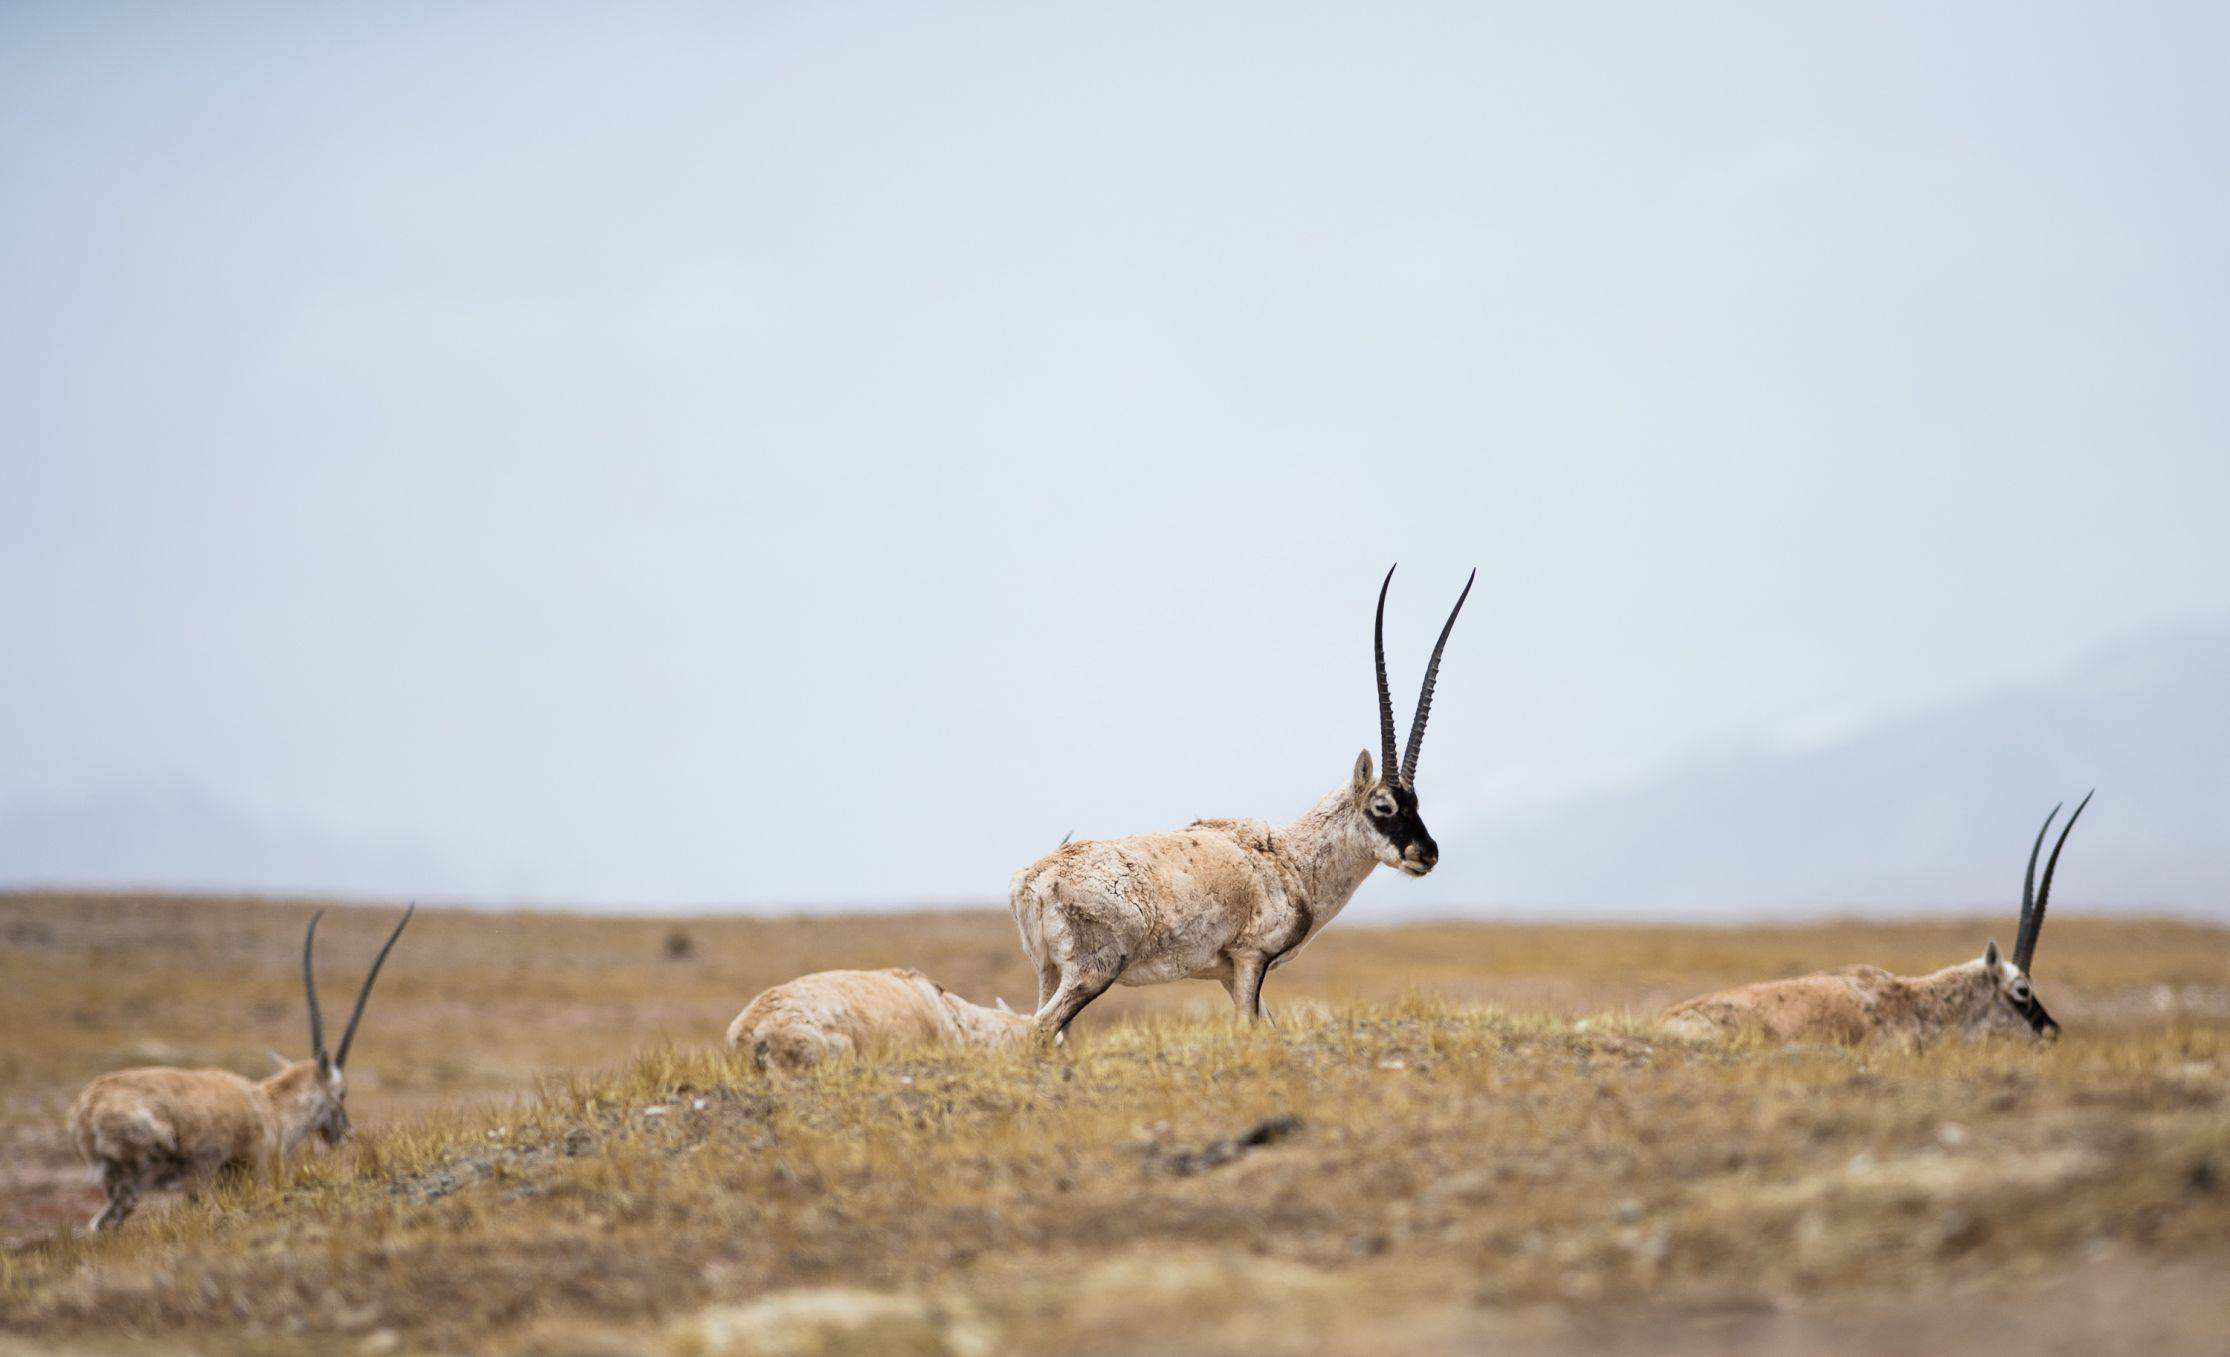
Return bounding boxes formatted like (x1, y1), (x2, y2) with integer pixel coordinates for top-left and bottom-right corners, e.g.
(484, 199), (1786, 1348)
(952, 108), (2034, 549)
(333, 905), (414, 1069)
(1374, 565), (1399, 782)
(2016, 790), (2092, 973)
(1398, 568), (1476, 787)
(302, 911), (328, 1065)
(2012, 802), (2061, 964)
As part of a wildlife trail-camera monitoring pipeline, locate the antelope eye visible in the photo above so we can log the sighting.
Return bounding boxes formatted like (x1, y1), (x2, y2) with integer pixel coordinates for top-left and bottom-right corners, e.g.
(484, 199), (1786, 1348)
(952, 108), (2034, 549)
(1369, 798), (1396, 817)
(2009, 980), (2031, 1002)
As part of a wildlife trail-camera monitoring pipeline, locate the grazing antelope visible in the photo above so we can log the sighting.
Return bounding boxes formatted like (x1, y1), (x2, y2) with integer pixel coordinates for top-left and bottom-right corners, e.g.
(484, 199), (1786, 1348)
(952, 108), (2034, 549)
(1010, 565), (1475, 1039)
(725, 968), (1032, 1070)
(1658, 795), (2092, 1045)
(67, 907), (413, 1231)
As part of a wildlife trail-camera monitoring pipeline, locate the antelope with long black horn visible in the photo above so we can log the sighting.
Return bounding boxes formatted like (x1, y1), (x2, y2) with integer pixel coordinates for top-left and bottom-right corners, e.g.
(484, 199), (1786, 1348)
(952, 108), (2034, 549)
(1658, 795), (2091, 1045)
(1009, 565), (1477, 1039)
(66, 906), (414, 1231)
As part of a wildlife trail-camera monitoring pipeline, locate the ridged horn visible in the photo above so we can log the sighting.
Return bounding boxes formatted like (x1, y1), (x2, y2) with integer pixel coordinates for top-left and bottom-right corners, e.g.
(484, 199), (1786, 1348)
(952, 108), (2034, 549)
(1374, 565), (1399, 783)
(302, 911), (328, 1065)
(2015, 790), (2092, 974)
(1398, 568), (1476, 787)
(333, 905), (415, 1069)
(2013, 802), (2061, 961)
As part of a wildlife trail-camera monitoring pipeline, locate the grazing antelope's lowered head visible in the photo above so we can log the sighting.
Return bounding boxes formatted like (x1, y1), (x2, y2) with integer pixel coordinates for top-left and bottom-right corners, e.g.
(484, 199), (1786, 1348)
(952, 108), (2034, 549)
(1353, 563), (1476, 877)
(936, 989), (1034, 1046)
(1658, 794), (2092, 1046)
(281, 905), (416, 1145)
(67, 906), (414, 1230)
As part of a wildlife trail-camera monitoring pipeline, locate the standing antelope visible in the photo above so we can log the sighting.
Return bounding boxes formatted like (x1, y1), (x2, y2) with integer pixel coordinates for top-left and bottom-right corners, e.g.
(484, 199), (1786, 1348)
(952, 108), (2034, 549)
(67, 907), (413, 1231)
(1010, 565), (1475, 1039)
(1658, 794), (2091, 1044)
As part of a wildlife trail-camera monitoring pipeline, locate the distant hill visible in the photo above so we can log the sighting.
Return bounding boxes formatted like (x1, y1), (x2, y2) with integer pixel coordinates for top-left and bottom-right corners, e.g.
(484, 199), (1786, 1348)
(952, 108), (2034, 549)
(0, 785), (446, 900)
(7, 624), (2223, 920)
(1422, 621), (2230, 920)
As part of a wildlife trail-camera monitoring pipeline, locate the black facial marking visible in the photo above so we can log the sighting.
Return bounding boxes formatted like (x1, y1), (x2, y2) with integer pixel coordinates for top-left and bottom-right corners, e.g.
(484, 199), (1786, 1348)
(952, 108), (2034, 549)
(2007, 986), (2059, 1038)
(1365, 782), (1440, 871)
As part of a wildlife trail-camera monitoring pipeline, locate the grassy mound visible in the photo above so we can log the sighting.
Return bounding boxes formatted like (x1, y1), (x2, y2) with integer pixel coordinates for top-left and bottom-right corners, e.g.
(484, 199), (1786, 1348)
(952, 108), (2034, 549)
(6, 1000), (2225, 1354)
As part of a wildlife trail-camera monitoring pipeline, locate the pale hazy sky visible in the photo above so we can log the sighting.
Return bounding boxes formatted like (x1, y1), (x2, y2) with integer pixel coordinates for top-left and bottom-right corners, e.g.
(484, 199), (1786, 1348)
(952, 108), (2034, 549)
(2, 3), (2225, 908)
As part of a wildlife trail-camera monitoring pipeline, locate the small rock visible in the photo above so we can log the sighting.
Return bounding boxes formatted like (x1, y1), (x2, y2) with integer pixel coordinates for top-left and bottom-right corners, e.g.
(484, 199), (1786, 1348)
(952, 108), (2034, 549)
(670, 1288), (993, 1356)
(1067, 1250), (1335, 1320)
(664, 931), (696, 961)
(1936, 1122), (1969, 1149)
(2187, 1156), (2218, 1195)
(1378, 1058), (1408, 1071)
(1614, 1198), (1644, 1223)
(358, 1330), (401, 1355)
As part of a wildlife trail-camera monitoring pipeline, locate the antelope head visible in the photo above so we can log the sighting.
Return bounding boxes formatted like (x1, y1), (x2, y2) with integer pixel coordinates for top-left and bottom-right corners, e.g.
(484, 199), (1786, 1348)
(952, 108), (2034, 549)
(275, 906), (415, 1146)
(1353, 564), (1476, 877)
(1980, 792), (2091, 1042)
(942, 990), (1033, 1044)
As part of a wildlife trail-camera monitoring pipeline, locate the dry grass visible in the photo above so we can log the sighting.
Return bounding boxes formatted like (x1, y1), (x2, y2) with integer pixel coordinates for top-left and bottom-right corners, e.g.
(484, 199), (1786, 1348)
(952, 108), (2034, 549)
(2, 891), (2227, 1354)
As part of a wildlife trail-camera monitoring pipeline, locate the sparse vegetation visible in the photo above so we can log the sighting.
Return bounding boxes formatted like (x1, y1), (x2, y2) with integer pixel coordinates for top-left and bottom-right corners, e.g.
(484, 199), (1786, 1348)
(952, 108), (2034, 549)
(3, 893), (2226, 1354)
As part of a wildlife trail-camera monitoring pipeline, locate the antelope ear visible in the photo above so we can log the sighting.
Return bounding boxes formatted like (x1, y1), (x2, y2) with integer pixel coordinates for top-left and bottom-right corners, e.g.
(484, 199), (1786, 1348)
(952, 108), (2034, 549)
(995, 996), (1014, 1014)
(1982, 938), (2001, 970)
(1352, 749), (1375, 794)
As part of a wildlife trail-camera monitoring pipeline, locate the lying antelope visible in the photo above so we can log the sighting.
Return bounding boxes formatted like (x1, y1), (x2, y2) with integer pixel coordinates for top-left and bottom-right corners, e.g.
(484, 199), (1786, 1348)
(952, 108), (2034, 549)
(1659, 795), (2092, 1044)
(1011, 565), (1475, 1038)
(67, 907), (413, 1231)
(725, 967), (1031, 1070)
